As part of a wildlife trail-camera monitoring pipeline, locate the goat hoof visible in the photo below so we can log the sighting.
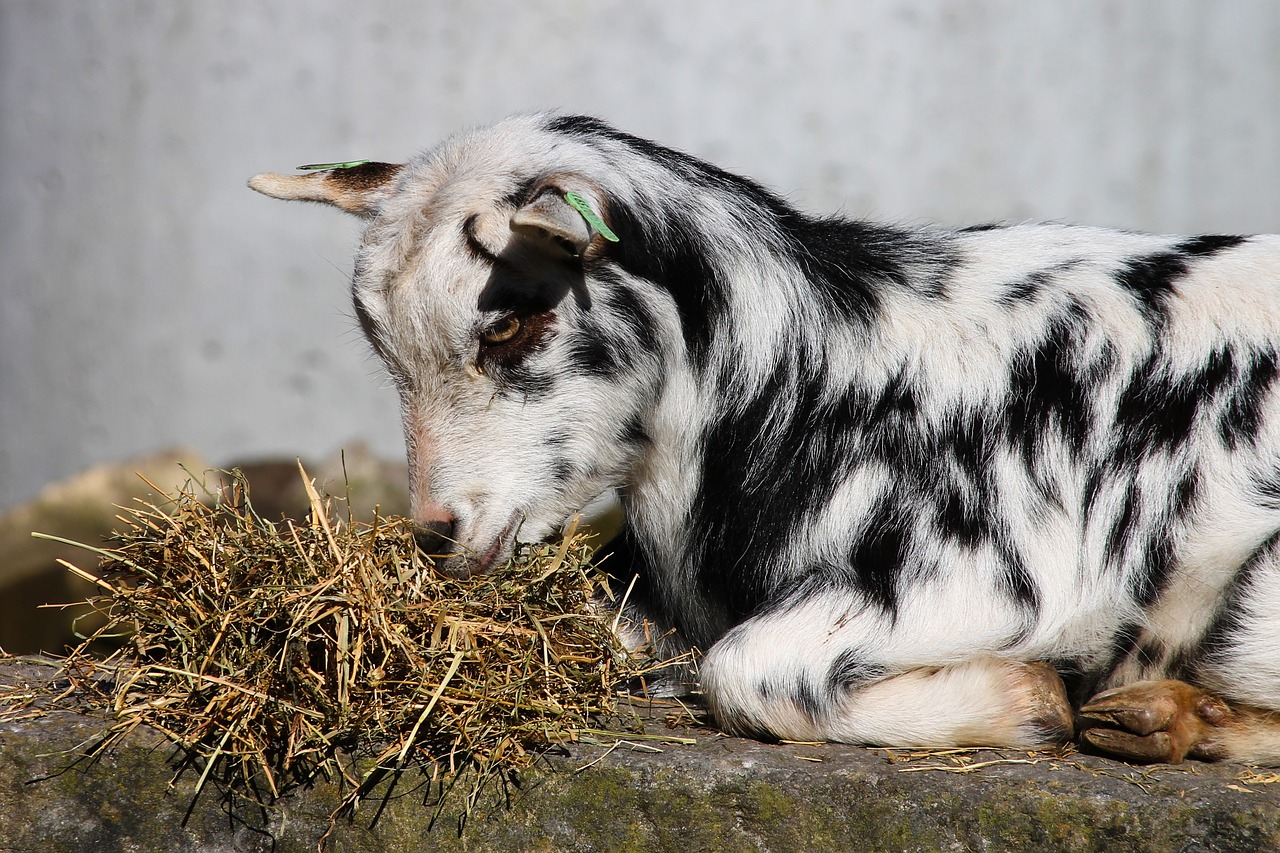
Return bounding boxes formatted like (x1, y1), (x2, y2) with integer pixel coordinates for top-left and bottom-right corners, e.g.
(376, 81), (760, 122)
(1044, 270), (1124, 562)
(1078, 680), (1232, 763)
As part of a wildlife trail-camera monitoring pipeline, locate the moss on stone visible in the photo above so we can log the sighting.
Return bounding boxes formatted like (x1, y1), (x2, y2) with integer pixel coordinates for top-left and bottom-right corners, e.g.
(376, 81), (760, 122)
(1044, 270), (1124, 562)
(5, 663), (1280, 852)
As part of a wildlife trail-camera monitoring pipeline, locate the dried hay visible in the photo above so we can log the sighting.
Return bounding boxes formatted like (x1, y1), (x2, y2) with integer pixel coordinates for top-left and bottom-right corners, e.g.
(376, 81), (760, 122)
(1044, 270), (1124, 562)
(5, 464), (649, 820)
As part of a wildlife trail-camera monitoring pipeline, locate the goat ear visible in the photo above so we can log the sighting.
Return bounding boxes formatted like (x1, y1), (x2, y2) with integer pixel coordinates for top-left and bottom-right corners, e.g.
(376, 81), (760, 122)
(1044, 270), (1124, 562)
(509, 190), (594, 257)
(247, 162), (403, 219)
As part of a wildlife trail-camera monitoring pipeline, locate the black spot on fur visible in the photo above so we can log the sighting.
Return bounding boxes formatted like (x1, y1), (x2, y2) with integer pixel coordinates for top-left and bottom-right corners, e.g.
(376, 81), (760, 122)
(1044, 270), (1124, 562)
(1115, 236), (1247, 322)
(1187, 533), (1280, 680)
(619, 414), (652, 449)
(908, 406), (1007, 556)
(551, 114), (905, 332)
(866, 369), (920, 430)
(1125, 469), (1198, 608)
(1191, 609), (1246, 679)
(1220, 348), (1278, 449)
(1134, 536), (1177, 608)
(1092, 629), (1131, 682)
(1180, 234), (1248, 257)
(546, 114), (613, 137)
(1160, 645), (1192, 682)
(603, 201), (726, 365)
(948, 408), (998, 485)
(1112, 346), (1237, 466)
(690, 357), (849, 626)
(563, 323), (624, 378)
(1082, 468), (1105, 517)
(502, 176), (540, 210)
(1190, 346), (1239, 398)
(494, 362), (556, 400)
(463, 214), (500, 265)
(1000, 553), (1040, 612)
(826, 650), (888, 696)
(1136, 636), (1167, 670)
(1174, 468), (1200, 518)
(776, 216), (910, 319)
(1087, 622), (1144, 700)
(1003, 308), (1095, 461)
(847, 497), (911, 616)
(1114, 251), (1189, 320)
(561, 277), (666, 380)
(935, 482), (990, 548)
(547, 456), (574, 483)
(793, 678), (824, 722)
(1253, 469), (1280, 511)
(999, 270), (1051, 305)
(1105, 483), (1140, 564)
(598, 270), (663, 355)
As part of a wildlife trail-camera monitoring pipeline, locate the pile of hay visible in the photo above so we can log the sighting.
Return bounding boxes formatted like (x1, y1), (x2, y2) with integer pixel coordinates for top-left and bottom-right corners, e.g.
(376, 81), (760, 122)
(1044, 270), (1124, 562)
(18, 466), (644, 812)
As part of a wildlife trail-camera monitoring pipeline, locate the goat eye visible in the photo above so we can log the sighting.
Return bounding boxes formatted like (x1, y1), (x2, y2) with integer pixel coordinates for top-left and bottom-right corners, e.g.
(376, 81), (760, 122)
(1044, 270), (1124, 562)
(480, 315), (522, 345)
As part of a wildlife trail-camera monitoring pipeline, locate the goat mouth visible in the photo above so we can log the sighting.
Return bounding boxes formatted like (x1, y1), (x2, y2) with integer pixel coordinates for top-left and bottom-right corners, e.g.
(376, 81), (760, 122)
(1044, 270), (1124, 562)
(434, 511), (523, 579)
(476, 512), (523, 572)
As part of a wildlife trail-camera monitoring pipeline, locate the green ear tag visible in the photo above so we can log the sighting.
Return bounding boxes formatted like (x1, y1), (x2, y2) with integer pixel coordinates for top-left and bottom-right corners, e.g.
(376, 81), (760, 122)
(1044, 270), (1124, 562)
(564, 192), (620, 243)
(296, 160), (372, 171)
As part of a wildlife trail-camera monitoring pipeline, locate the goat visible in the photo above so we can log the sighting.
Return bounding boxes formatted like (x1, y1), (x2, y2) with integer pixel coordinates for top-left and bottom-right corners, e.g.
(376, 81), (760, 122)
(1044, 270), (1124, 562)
(251, 113), (1280, 763)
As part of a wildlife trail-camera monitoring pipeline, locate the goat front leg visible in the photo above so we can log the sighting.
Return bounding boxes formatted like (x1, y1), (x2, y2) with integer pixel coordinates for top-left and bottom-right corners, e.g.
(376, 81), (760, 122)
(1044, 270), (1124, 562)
(699, 595), (1073, 748)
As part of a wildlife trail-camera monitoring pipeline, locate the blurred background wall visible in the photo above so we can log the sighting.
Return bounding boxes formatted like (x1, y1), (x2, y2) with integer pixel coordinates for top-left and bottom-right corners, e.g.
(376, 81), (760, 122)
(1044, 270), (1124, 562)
(2, 0), (1279, 511)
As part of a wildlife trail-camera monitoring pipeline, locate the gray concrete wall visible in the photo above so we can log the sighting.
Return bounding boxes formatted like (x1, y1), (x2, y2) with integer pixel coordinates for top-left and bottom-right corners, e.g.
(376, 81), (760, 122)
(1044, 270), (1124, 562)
(2, 1), (1278, 509)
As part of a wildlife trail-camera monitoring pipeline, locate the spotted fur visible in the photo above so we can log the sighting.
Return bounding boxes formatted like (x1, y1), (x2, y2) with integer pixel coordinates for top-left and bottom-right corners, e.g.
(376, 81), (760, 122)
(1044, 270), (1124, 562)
(251, 114), (1280, 758)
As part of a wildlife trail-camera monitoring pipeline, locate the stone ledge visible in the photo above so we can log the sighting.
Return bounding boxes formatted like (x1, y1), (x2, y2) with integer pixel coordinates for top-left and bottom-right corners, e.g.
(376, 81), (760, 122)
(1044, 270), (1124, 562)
(2, 660), (1278, 852)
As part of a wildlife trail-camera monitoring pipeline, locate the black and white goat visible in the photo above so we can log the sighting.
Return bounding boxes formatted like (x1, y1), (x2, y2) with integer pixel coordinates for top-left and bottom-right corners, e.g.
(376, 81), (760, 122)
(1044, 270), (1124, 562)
(251, 113), (1280, 763)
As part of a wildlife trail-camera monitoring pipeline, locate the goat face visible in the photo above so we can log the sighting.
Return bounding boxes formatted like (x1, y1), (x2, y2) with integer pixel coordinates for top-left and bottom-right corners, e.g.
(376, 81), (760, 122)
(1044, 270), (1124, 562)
(250, 131), (668, 577)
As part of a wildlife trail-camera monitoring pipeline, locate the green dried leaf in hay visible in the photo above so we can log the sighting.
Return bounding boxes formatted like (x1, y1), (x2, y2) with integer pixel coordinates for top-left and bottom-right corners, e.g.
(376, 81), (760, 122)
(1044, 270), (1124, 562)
(36, 466), (647, 812)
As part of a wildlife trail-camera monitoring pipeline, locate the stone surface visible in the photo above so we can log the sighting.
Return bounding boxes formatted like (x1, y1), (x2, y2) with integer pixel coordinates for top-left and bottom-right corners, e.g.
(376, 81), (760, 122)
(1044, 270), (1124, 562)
(2, 659), (1278, 853)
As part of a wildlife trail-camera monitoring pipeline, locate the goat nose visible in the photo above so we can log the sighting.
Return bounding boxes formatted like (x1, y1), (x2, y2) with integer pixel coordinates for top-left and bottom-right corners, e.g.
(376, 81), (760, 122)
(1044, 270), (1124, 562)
(413, 518), (458, 557)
